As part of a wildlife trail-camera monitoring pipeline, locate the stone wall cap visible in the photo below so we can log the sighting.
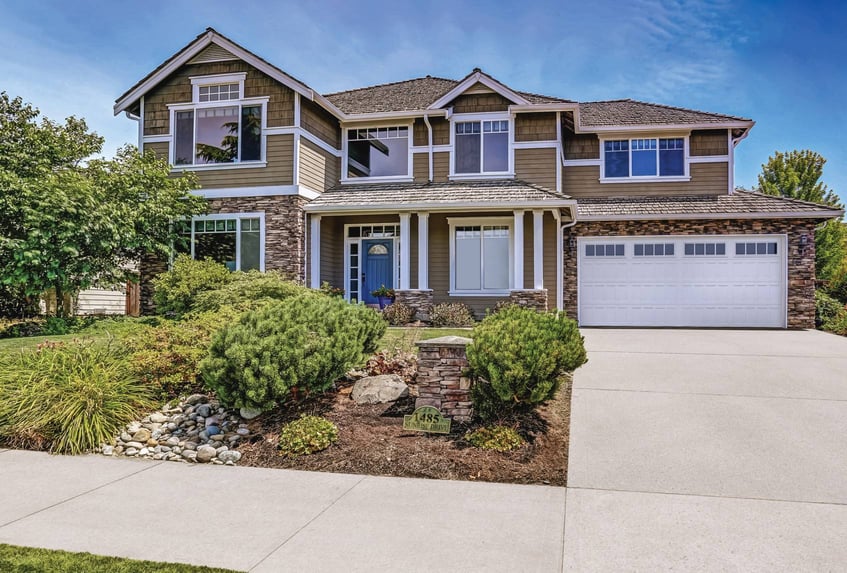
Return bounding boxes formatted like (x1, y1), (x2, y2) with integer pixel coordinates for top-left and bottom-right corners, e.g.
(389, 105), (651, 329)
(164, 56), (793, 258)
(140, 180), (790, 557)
(416, 335), (473, 347)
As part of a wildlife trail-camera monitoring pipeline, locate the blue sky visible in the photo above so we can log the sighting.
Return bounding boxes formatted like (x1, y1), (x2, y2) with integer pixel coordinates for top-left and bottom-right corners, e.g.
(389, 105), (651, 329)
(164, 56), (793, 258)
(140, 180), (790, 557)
(1, 0), (844, 204)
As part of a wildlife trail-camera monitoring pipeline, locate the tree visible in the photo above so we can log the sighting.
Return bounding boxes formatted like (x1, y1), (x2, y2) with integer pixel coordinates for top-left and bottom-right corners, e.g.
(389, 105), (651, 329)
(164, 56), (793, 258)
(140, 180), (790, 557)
(757, 150), (847, 283)
(0, 93), (207, 316)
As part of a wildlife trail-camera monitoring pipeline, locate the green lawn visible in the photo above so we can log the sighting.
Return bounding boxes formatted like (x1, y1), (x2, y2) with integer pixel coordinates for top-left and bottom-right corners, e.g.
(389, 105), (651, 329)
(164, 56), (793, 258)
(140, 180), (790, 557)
(0, 544), (239, 572)
(377, 326), (473, 353)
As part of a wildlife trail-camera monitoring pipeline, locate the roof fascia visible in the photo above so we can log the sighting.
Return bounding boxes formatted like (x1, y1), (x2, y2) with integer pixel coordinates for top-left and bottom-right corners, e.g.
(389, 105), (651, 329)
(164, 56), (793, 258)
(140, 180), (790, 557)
(304, 199), (577, 213)
(427, 71), (531, 110)
(340, 109), (449, 125)
(509, 103), (578, 113)
(576, 120), (755, 134)
(577, 210), (843, 221)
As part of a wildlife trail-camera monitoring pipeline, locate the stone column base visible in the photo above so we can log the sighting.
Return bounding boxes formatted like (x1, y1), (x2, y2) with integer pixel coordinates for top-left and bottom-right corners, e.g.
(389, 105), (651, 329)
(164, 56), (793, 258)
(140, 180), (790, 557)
(415, 336), (473, 422)
(508, 289), (548, 311)
(393, 289), (434, 322)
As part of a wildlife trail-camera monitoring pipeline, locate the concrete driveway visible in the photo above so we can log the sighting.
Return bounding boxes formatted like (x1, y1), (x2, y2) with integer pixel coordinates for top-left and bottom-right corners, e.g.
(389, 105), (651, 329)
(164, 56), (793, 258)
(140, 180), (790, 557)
(565, 328), (847, 571)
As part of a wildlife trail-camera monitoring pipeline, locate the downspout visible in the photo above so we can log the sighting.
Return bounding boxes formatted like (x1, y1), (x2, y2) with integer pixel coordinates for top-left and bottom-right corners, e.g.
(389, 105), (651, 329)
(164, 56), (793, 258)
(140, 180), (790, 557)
(423, 113), (434, 182)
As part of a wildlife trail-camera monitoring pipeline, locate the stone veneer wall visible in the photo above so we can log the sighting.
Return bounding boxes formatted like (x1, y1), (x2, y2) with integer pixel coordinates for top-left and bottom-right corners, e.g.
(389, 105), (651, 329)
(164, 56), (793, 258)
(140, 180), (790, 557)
(393, 289), (433, 322)
(139, 194), (308, 314)
(563, 218), (819, 329)
(508, 289), (548, 311)
(415, 336), (473, 422)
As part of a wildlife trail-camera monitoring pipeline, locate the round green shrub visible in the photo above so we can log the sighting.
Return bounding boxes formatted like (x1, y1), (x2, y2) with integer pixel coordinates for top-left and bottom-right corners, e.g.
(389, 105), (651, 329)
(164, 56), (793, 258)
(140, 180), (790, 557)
(200, 295), (387, 411)
(278, 415), (339, 457)
(466, 425), (525, 452)
(816, 290), (845, 328)
(429, 302), (475, 327)
(468, 306), (587, 421)
(382, 302), (415, 325)
(192, 270), (311, 313)
(152, 255), (233, 317)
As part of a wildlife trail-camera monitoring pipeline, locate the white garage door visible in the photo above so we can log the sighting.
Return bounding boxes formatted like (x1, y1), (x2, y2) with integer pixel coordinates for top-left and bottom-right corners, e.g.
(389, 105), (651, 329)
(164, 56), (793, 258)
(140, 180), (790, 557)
(578, 235), (787, 327)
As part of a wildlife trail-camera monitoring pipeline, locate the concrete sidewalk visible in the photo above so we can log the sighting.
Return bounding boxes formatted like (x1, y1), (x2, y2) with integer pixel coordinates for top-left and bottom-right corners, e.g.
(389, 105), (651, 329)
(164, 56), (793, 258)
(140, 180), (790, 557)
(0, 449), (566, 572)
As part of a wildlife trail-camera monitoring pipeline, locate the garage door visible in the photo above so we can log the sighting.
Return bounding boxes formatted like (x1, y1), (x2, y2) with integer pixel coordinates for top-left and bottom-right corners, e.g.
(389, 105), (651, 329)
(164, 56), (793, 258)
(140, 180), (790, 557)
(578, 235), (787, 327)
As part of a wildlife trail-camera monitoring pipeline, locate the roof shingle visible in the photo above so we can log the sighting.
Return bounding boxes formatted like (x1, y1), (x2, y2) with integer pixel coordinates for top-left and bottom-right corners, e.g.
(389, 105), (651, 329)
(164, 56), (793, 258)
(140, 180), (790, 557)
(578, 99), (751, 127)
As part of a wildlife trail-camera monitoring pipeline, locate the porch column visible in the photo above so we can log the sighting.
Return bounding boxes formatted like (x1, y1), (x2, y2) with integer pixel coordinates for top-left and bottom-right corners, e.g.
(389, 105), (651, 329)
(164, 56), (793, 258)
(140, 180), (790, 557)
(513, 210), (524, 289)
(418, 212), (429, 290)
(533, 210), (544, 289)
(309, 215), (320, 289)
(399, 212), (411, 290)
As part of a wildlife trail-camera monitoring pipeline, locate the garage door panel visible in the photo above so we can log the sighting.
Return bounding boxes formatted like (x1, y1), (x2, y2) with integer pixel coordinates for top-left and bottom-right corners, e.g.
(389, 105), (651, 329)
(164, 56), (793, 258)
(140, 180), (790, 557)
(579, 236), (786, 328)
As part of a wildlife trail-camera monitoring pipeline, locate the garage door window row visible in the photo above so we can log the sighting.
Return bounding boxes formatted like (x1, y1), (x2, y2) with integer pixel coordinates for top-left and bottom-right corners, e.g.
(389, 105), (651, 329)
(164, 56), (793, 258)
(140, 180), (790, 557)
(736, 241), (778, 255)
(684, 242), (726, 256)
(585, 240), (780, 259)
(634, 243), (675, 256)
(585, 244), (625, 257)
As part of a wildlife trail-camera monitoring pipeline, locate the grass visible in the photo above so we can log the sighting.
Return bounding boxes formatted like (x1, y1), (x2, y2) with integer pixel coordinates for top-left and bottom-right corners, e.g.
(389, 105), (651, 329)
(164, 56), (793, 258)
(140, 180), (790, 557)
(0, 543), (240, 572)
(377, 326), (473, 353)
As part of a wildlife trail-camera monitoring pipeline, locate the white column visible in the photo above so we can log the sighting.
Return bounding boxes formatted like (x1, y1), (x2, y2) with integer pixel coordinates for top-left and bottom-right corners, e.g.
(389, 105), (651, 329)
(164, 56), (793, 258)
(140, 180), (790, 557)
(309, 215), (321, 289)
(418, 212), (429, 290)
(399, 213), (411, 290)
(533, 210), (544, 290)
(513, 210), (524, 290)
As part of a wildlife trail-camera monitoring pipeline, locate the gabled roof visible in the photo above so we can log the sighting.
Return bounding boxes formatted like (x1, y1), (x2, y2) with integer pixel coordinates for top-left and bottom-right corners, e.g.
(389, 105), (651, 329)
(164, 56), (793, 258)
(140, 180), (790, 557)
(576, 191), (843, 220)
(578, 99), (752, 128)
(114, 28), (343, 118)
(305, 180), (575, 213)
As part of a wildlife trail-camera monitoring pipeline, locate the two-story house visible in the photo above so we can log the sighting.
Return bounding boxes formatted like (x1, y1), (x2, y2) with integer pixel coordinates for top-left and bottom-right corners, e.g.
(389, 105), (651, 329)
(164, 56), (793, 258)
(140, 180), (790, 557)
(114, 28), (841, 328)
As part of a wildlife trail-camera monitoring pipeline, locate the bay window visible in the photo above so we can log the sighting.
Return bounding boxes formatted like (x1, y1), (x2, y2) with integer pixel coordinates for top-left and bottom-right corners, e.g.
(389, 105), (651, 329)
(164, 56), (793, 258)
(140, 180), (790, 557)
(450, 220), (512, 294)
(603, 137), (686, 179)
(175, 214), (264, 271)
(346, 126), (410, 179)
(454, 119), (510, 175)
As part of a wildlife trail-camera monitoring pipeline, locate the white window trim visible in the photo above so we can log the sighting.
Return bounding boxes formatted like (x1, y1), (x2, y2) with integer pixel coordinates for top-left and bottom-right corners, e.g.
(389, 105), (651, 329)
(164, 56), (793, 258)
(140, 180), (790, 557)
(343, 223), (401, 304)
(183, 212), (266, 272)
(340, 123), (414, 184)
(189, 72), (247, 102)
(447, 216), (514, 296)
(599, 135), (691, 183)
(449, 112), (515, 179)
(167, 95), (269, 169)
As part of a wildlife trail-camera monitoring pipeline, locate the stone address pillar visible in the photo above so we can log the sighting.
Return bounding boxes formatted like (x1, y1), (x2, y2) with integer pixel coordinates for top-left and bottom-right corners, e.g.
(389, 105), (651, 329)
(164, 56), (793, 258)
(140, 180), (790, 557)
(415, 336), (473, 422)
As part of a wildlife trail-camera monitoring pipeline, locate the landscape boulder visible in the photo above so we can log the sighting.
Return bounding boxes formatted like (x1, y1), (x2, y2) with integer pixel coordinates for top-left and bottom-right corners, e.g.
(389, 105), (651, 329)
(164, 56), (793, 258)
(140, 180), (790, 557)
(351, 374), (409, 405)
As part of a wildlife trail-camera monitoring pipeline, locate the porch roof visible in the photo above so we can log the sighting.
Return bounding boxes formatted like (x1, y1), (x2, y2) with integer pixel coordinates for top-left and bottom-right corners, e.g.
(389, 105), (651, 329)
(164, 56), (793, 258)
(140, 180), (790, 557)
(304, 180), (576, 214)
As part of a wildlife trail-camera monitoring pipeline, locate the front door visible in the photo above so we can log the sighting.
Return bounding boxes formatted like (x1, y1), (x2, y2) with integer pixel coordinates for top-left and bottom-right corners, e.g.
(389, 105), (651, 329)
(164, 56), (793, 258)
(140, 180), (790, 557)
(361, 239), (394, 304)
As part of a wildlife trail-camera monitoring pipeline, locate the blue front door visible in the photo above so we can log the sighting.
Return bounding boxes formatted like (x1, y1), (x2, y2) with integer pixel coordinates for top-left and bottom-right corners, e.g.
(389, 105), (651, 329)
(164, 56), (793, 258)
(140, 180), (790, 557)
(361, 239), (393, 304)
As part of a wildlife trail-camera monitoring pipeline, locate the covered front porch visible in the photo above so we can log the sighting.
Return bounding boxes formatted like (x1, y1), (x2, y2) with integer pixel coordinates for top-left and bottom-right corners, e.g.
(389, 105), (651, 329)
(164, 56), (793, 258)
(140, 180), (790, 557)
(303, 181), (576, 318)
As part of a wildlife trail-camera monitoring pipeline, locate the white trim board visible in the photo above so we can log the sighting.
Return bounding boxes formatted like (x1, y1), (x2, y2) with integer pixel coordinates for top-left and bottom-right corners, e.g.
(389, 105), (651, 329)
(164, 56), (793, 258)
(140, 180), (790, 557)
(191, 184), (319, 199)
(577, 210), (843, 221)
(429, 70), (530, 109)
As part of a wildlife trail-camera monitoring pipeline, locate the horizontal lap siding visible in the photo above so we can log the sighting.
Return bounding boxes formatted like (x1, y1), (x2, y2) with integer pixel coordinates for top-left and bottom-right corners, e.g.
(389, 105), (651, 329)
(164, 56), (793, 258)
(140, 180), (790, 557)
(690, 129), (729, 156)
(194, 134), (294, 189)
(515, 148), (557, 190)
(413, 154), (428, 183)
(562, 162), (728, 197)
(318, 216), (343, 290)
(515, 113), (558, 142)
(299, 138), (338, 193)
(76, 288), (125, 315)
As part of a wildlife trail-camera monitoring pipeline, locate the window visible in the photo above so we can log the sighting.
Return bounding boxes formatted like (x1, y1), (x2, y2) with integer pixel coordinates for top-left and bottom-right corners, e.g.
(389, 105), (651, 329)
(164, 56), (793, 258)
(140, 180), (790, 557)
(198, 83), (240, 102)
(455, 120), (509, 174)
(603, 137), (686, 179)
(634, 243), (675, 256)
(684, 242), (726, 256)
(736, 241), (778, 255)
(174, 105), (262, 166)
(176, 215), (263, 271)
(346, 127), (409, 178)
(452, 224), (511, 292)
(585, 244), (625, 257)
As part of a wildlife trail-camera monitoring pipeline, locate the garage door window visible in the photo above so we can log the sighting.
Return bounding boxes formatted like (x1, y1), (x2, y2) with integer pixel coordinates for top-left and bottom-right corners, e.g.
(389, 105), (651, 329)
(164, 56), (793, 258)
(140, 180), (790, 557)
(684, 242), (726, 256)
(634, 243), (674, 256)
(736, 242), (778, 255)
(586, 244), (625, 257)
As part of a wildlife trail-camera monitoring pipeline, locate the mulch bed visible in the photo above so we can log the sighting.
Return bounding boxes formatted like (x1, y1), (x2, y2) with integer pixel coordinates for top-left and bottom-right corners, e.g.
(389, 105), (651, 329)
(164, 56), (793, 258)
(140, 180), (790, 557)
(237, 375), (571, 486)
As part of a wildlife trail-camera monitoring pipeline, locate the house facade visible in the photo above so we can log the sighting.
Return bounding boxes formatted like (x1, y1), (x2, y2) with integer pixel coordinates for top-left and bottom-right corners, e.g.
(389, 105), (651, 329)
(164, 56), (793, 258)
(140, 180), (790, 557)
(115, 28), (842, 328)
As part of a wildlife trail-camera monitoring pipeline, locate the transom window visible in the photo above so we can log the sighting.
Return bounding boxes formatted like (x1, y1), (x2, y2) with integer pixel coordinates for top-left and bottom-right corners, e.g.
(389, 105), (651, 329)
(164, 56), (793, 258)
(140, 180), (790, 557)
(175, 215), (263, 271)
(736, 241), (778, 255)
(346, 126), (410, 179)
(684, 242), (726, 256)
(604, 137), (685, 179)
(634, 243), (675, 256)
(585, 244), (625, 257)
(455, 119), (509, 174)
(452, 223), (511, 293)
(198, 83), (240, 102)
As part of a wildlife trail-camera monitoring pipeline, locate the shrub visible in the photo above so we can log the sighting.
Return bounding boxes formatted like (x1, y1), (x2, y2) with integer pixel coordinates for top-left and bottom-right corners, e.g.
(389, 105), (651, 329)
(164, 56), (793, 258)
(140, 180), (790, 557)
(0, 284), (39, 318)
(0, 341), (153, 454)
(823, 308), (847, 336)
(816, 290), (845, 328)
(429, 302), (475, 327)
(151, 255), (233, 317)
(127, 307), (241, 399)
(319, 281), (345, 298)
(0, 315), (100, 339)
(492, 299), (516, 314)
(468, 306), (587, 421)
(382, 302), (415, 325)
(365, 348), (417, 380)
(466, 425), (525, 452)
(278, 415), (339, 457)
(201, 295), (387, 411)
(192, 270), (310, 313)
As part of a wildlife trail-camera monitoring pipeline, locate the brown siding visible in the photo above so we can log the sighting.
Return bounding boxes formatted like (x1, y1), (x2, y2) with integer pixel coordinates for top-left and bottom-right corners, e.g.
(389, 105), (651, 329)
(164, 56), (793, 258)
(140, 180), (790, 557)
(193, 134), (294, 189)
(299, 137), (339, 193)
(413, 153), (428, 183)
(143, 141), (169, 159)
(515, 147), (558, 191)
(318, 216), (343, 290)
(143, 60), (295, 136)
(515, 112), (558, 142)
(450, 92), (512, 114)
(433, 152), (449, 182)
(690, 129), (729, 156)
(301, 98), (340, 148)
(413, 117), (450, 146)
(564, 133), (599, 160)
(543, 212), (558, 302)
(562, 162), (728, 197)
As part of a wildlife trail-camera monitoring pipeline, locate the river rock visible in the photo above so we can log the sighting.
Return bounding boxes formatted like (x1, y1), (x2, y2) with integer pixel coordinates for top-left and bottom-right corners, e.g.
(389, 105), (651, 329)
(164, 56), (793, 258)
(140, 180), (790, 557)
(351, 374), (409, 404)
(131, 428), (152, 442)
(218, 450), (242, 463)
(195, 445), (217, 463)
(239, 407), (262, 420)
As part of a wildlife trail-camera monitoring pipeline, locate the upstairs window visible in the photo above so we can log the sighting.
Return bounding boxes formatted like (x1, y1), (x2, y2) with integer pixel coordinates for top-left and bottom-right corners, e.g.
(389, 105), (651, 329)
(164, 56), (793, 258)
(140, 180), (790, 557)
(604, 137), (686, 179)
(455, 120), (509, 175)
(198, 83), (240, 102)
(346, 127), (410, 178)
(174, 105), (262, 165)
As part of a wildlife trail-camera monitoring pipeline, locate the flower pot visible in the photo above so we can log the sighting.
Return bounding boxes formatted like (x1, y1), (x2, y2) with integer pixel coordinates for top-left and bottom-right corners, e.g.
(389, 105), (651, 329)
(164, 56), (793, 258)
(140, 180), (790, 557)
(377, 296), (393, 310)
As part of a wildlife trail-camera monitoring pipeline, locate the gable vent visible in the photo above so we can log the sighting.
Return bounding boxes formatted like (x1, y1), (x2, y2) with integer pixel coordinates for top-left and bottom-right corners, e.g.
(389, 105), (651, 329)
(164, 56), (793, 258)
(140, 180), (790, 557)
(188, 43), (238, 64)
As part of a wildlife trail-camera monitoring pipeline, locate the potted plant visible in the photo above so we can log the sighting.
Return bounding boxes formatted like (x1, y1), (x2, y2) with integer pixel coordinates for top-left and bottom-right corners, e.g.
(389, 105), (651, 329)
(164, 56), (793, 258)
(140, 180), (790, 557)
(371, 285), (395, 309)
